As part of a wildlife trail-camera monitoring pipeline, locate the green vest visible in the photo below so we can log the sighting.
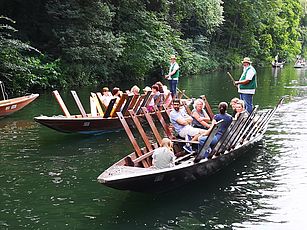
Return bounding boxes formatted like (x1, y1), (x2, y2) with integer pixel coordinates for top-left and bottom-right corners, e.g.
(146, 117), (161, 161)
(239, 66), (257, 90)
(170, 63), (179, 80)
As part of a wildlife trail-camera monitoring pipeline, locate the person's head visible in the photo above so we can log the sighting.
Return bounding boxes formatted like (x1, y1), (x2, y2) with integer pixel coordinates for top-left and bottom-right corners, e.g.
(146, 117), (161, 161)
(235, 100), (245, 113)
(102, 87), (110, 96)
(112, 87), (120, 96)
(241, 57), (252, 67)
(218, 102), (228, 115)
(130, 85), (140, 95)
(151, 84), (159, 93)
(193, 98), (205, 111)
(161, 138), (173, 150)
(170, 55), (177, 63)
(172, 99), (181, 111)
(230, 97), (239, 109)
(143, 86), (151, 94)
(155, 82), (164, 93)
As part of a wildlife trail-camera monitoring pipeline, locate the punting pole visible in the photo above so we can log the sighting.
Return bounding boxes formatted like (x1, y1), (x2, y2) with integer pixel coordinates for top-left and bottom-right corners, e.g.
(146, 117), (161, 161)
(176, 87), (190, 99)
(226, 72), (236, 86)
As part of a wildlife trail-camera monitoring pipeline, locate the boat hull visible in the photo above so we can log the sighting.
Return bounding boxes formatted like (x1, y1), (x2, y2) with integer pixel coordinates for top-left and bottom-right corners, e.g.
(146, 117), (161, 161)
(34, 111), (168, 134)
(98, 134), (263, 193)
(0, 94), (39, 118)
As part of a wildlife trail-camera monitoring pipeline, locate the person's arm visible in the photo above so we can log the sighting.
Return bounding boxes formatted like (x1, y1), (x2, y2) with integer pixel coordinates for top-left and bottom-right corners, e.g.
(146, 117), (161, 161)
(235, 68), (254, 85)
(235, 79), (250, 85)
(192, 110), (210, 128)
(176, 115), (192, 126)
(199, 119), (216, 137)
(165, 63), (179, 78)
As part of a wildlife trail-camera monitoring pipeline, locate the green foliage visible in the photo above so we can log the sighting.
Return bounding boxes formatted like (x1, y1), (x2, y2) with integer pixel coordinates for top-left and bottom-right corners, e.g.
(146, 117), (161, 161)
(0, 0), (306, 92)
(46, 0), (125, 84)
(216, 0), (303, 64)
(0, 16), (64, 94)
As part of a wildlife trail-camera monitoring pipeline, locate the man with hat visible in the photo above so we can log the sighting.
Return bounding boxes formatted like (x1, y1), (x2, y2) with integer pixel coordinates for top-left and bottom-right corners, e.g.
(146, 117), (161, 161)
(165, 55), (180, 99)
(235, 57), (257, 114)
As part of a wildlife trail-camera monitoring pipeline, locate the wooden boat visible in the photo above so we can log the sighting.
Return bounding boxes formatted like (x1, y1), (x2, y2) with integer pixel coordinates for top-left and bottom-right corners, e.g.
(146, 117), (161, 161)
(0, 81), (39, 118)
(34, 90), (176, 134)
(97, 98), (284, 193)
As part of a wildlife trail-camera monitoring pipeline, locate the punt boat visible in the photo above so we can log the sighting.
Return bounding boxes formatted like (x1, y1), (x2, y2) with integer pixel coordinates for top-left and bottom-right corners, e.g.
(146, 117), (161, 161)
(97, 98), (284, 193)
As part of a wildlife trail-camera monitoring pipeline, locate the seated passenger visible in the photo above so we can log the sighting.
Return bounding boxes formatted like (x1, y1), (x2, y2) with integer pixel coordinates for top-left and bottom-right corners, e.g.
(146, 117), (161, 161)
(197, 102), (233, 159)
(234, 99), (249, 120)
(101, 87), (113, 106)
(155, 81), (165, 105)
(152, 138), (175, 169)
(191, 98), (211, 129)
(147, 84), (160, 112)
(170, 99), (210, 153)
(230, 97), (239, 117)
(130, 85), (140, 95)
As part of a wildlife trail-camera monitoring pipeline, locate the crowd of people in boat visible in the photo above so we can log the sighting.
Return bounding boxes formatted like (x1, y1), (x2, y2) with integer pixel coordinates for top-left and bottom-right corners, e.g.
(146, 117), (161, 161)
(152, 96), (249, 169)
(99, 81), (172, 112)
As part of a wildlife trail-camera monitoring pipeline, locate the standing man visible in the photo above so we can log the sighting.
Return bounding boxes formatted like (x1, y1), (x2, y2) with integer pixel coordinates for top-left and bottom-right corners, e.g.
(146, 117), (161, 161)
(235, 57), (257, 114)
(165, 55), (179, 98)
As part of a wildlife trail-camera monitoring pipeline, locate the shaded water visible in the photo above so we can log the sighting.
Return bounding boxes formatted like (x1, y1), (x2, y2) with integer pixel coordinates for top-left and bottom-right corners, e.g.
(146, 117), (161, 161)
(0, 66), (307, 229)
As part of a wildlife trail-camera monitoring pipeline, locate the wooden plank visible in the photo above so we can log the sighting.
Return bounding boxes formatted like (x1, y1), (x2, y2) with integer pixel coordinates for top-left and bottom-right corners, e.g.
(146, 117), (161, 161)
(153, 106), (175, 139)
(71, 90), (87, 117)
(141, 107), (162, 146)
(133, 94), (145, 113)
(145, 94), (154, 108)
(116, 112), (150, 168)
(103, 98), (117, 118)
(96, 92), (107, 112)
(52, 90), (71, 117)
(110, 93), (128, 117)
(163, 92), (171, 104)
(136, 91), (152, 114)
(121, 94), (133, 115)
(128, 110), (153, 166)
(201, 95), (214, 120)
(182, 100), (192, 115)
(90, 96), (97, 117)
(124, 94), (139, 116)
(91, 93), (104, 116)
(194, 120), (223, 163)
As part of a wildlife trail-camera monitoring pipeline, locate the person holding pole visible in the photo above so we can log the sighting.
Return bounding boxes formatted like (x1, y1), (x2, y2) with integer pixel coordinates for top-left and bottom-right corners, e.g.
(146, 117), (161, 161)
(234, 57), (257, 114)
(165, 55), (180, 99)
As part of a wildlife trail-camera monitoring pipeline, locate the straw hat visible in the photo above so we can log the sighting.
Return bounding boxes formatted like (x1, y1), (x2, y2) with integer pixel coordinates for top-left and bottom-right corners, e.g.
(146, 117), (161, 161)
(170, 55), (176, 60)
(241, 57), (252, 64)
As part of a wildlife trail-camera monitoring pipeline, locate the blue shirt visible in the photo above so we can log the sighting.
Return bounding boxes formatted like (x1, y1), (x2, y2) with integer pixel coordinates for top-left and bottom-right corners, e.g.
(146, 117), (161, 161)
(214, 113), (233, 136)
